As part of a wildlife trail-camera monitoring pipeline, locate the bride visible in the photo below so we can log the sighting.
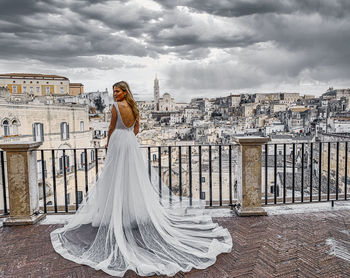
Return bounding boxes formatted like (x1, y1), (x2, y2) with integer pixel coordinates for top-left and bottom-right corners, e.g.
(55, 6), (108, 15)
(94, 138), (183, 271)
(50, 81), (232, 277)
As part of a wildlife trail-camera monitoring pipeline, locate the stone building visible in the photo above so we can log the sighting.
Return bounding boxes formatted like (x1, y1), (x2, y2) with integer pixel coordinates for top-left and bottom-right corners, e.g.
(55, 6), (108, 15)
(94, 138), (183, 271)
(158, 92), (175, 111)
(69, 83), (84, 96)
(0, 94), (96, 211)
(255, 93), (281, 103)
(285, 106), (311, 134)
(280, 93), (300, 104)
(323, 87), (350, 100)
(0, 73), (71, 96)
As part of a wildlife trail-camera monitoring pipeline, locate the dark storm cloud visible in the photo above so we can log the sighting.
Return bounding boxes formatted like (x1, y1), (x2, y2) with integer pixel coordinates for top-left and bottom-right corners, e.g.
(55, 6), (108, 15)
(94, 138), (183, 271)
(32, 56), (147, 70)
(0, 0), (151, 67)
(157, 0), (350, 91)
(69, 1), (160, 33)
(0, 0), (59, 16)
(155, 0), (350, 18)
(0, 0), (349, 93)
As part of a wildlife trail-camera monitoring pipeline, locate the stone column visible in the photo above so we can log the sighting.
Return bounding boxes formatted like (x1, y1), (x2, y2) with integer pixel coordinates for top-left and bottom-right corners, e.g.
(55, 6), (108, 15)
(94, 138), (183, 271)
(233, 136), (270, 216)
(0, 141), (46, 225)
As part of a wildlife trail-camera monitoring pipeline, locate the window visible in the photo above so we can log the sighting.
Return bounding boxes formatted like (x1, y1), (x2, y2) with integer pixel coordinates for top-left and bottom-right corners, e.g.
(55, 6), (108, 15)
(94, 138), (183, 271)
(36, 87), (40, 93)
(11, 120), (18, 135)
(80, 121), (84, 131)
(67, 193), (70, 205)
(23, 81), (26, 83)
(45, 86), (50, 94)
(32, 123), (44, 142)
(37, 159), (47, 178)
(201, 177), (205, 183)
(77, 191), (83, 204)
(60, 122), (69, 140)
(80, 152), (86, 167)
(60, 87), (64, 94)
(12, 86), (17, 93)
(270, 185), (280, 196)
(91, 149), (95, 161)
(23, 86), (27, 93)
(59, 154), (70, 174)
(153, 154), (157, 161)
(30, 87), (34, 93)
(3, 120), (9, 136)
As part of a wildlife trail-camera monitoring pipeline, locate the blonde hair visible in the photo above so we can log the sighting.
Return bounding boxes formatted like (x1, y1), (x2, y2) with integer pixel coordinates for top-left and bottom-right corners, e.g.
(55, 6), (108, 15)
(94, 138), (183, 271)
(113, 81), (139, 120)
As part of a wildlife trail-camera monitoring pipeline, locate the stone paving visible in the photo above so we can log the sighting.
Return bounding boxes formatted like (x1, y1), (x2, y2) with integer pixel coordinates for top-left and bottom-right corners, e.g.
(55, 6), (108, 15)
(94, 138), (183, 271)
(1, 208), (350, 277)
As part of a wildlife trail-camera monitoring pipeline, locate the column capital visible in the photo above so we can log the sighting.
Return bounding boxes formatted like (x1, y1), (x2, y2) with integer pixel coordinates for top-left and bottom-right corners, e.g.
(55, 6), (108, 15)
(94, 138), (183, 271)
(234, 136), (270, 146)
(0, 141), (42, 151)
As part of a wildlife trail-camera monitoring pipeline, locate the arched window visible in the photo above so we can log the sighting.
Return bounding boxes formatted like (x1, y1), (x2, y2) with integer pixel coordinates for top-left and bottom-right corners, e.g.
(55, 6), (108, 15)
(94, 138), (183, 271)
(11, 120), (18, 135)
(3, 120), (9, 136)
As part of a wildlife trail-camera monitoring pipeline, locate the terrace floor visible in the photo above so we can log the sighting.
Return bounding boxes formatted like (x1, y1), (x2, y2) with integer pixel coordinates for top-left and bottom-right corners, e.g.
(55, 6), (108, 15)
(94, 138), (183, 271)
(1, 204), (350, 277)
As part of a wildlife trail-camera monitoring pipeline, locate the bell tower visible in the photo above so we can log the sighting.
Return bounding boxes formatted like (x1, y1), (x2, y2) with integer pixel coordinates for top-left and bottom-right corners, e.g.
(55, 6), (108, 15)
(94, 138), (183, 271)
(154, 74), (159, 111)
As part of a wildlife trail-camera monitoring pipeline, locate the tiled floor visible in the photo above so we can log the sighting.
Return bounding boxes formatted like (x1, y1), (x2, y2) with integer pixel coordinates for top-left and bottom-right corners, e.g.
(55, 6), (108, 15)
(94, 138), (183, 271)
(1, 208), (350, 277)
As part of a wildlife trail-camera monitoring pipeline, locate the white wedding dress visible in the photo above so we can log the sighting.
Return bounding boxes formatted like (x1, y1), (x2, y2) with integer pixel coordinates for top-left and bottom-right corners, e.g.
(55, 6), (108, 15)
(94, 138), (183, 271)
(50, 101), (232, 277)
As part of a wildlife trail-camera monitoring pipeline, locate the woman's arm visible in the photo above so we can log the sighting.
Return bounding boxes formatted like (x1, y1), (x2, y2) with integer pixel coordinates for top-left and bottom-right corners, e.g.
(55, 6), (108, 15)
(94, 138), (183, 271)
(133, 116), (140, 135)
(105, 105), (117, 148)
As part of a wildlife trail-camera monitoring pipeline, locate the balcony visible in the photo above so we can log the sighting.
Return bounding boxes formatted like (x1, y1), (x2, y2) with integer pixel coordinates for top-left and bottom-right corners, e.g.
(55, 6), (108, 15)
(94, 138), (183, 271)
(1, 138), (350, 277)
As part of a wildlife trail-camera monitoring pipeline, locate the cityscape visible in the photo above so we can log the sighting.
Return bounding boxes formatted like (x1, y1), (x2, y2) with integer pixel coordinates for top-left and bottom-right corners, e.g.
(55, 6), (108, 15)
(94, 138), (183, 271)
(1, 72), (350, 209)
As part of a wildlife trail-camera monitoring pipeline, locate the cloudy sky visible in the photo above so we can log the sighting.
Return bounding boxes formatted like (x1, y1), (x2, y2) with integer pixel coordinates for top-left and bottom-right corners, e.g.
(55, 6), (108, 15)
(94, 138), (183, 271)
(0, 0), (349, 101)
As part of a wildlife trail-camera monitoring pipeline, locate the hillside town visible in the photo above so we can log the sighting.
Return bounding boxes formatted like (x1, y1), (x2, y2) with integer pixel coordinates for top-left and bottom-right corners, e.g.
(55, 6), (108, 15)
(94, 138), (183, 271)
(1, 73), (350, 208)
(1, 73), (350, 147)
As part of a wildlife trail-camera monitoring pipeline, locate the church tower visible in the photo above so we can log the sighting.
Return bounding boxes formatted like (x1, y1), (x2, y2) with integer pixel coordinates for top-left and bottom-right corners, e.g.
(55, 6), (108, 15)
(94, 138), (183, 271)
(154, 74), (160, 111)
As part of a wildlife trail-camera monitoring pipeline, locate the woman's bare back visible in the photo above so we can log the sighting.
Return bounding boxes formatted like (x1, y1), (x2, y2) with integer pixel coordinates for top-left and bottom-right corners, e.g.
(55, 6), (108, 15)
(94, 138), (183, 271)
(116, 100), (136, 128)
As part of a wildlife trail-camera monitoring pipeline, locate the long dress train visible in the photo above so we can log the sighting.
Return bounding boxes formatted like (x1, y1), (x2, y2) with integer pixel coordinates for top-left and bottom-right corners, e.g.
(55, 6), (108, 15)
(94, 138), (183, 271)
(50, 101), (233, 277)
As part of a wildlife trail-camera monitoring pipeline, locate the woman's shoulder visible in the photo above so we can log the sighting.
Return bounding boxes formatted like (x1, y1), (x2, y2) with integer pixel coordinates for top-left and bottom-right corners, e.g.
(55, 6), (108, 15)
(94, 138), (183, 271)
(118, 100), (133, 111)
(118, 100), (129, 107)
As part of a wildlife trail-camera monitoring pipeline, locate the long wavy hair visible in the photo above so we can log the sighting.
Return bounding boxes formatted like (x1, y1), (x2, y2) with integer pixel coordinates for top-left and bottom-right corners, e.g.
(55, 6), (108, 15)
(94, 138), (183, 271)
(112, 81), (139, 120)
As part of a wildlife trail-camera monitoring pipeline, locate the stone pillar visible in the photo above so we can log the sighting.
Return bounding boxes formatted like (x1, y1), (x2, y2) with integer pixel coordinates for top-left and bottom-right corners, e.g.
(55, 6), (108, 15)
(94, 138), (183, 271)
(0, 141), (46, 225)
(233, 136), (270, 216)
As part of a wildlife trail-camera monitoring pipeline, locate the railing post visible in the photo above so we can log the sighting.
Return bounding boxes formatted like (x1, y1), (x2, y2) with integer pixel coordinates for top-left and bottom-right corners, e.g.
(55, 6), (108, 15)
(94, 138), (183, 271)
(233, 136), (270, 216)
(0, 141), (46, 225)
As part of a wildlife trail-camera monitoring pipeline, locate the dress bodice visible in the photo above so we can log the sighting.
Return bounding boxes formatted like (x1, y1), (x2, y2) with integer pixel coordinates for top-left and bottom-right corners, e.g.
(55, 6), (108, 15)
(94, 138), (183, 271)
(113, 102), (136, 131)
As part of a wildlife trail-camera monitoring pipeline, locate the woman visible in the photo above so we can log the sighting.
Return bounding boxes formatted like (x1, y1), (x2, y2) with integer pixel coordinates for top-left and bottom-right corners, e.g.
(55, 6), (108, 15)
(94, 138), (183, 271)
(50, 81), (232, 277)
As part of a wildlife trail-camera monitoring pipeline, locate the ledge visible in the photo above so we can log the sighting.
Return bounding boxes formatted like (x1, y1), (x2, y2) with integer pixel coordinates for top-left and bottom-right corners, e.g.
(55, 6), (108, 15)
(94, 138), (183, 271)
(233, 136), (270, 145)
(0, 141), (42, 151)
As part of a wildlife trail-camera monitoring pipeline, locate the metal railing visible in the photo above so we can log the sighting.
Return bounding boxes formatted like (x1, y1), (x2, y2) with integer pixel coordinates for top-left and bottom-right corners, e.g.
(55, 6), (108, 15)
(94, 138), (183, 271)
(2, 140), (348, 216)
(0, 144), (238, 215)
(263, 141), (350, 205)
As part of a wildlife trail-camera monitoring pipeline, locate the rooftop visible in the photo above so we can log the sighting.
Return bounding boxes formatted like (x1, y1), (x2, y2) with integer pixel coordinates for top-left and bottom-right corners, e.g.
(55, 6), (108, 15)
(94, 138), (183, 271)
(1, 204), (350, 277)
(0, 73), (69, 80)
(289, 106), (309, 112)
(69, 83), (84, 86)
